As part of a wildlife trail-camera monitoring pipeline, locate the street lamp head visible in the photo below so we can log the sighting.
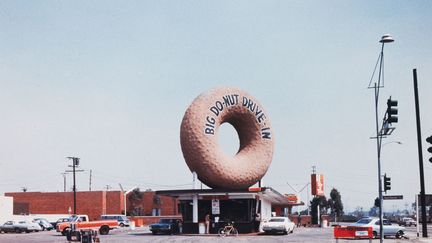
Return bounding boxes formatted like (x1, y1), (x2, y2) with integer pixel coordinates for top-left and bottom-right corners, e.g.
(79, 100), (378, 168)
(380, 34), (394, 43)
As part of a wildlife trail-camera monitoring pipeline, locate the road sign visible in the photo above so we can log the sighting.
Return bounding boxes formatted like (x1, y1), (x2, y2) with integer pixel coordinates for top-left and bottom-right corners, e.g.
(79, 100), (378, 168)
(383, 195), (403, 200)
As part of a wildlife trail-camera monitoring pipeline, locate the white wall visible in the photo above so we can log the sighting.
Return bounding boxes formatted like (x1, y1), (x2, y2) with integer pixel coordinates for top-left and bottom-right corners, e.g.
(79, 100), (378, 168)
(260, 198), (272, 221)
(0, 196), (13, 223)
(0, 195), (69, 223)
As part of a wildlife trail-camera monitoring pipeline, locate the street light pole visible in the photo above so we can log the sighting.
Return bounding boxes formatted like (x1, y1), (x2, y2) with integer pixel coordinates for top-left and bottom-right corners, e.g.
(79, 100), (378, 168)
(371, 34), (394, 243)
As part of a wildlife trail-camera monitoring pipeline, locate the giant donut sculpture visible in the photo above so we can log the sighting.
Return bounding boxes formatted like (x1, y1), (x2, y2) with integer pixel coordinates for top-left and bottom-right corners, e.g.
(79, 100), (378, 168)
(180, 87), (274, 189)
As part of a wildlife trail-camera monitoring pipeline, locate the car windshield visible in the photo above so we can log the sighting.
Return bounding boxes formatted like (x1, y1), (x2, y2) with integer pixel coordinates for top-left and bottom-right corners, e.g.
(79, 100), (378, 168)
(269, 218), (285, 222)
(356, 218), (372, 224)
(159, 219), (173, 223)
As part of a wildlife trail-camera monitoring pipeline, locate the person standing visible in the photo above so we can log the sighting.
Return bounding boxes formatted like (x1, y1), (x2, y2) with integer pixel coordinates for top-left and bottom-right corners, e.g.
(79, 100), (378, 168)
(205, 214), (210, 234)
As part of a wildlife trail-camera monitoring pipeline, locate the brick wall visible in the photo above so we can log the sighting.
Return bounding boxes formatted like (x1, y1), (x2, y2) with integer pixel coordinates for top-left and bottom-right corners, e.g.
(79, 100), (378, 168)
(127, 191), (178, 216)
(5, 190), (177, 219)
(5, 191), (123, 220)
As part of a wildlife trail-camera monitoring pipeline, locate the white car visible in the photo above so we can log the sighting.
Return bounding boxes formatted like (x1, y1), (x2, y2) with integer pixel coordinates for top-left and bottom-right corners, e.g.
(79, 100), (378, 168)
(351, 217), (405, 238)
(18, 220), (42, 232)
(399, 217), (416, 227)
(261, 217), (295, 235)
(0, 220), (42, 233)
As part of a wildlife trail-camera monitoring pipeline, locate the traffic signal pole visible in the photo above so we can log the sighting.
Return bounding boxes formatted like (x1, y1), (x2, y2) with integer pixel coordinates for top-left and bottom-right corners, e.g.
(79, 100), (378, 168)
(370, 35), (394, 243)
(373, 82), (384, 243)
(412, 68), (428, 237)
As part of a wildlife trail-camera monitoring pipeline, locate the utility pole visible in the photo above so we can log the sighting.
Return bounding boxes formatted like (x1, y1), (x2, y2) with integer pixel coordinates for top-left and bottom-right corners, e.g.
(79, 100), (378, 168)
(66, 157), (84, 215)
(413, 69), (428, 237)
(89, 170), (92, 191)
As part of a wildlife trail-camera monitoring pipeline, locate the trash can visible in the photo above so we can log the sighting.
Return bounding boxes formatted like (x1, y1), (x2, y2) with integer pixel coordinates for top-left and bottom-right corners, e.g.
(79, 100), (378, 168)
(198, 223), (205, 234)
(129, 221), (135, 230)
(321, 219), (328, 228)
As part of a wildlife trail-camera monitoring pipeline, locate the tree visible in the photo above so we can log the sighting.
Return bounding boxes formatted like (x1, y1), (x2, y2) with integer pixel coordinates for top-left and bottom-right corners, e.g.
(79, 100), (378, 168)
(128, 188), (143, 216)
(327, 188), (344, 222)
(368, 206), (378, 217)
(310, 196), (327, 224)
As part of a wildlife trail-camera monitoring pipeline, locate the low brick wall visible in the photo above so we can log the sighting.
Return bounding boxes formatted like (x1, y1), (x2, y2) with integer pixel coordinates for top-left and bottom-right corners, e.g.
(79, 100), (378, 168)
(129, 215), (182, 227)
(288, 214), (331, 227)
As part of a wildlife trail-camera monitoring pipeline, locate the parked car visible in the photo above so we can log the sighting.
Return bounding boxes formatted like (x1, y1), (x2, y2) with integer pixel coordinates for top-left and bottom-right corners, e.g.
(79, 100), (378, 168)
(351, 217), (405, 238)
(399, 217), (416, 227)
(34, 218), (54, 231)
(101, 214), (131, 227)
(0, 221), (27, 233)
(0, 220), (42, 233)
(261, 217), (295, 235)
(51, 217), (70, 229)
(149, 218), (182, 235)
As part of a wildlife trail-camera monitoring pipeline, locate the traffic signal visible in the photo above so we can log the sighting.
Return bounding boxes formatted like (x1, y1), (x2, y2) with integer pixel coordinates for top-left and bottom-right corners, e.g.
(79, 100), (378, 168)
(426, 136), (432, 163)
(73, 157), (80, 166)
(374, 197), (380, 208)
(386, 97), (398, 124)
(383, 174), (391, 193)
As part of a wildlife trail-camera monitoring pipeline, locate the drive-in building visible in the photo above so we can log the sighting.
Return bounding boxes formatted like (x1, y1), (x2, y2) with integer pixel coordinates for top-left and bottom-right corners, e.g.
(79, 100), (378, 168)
(157, 187), (299, 233)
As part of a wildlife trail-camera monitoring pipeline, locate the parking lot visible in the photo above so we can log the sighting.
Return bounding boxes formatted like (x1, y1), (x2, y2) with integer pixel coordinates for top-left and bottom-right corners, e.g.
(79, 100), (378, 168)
(1, 225), (431, 243)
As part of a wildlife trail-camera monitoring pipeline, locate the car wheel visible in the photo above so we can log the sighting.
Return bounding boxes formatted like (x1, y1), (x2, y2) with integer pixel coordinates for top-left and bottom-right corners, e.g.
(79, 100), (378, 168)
(99, 226), (110, 235)
(119, 223), (124, 227)
(218, 228), (226, 237)
(396, 230), (404, 239)
(61, 228), (69, 236)
(373, 231), (377, 238)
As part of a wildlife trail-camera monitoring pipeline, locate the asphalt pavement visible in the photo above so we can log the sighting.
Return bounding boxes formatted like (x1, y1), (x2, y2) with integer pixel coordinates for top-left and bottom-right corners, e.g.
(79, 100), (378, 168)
(1, 225), (432, 243)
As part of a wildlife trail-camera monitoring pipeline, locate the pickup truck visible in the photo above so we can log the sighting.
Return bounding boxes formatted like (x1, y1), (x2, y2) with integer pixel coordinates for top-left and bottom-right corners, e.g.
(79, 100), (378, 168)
(56, 215), (118, 235)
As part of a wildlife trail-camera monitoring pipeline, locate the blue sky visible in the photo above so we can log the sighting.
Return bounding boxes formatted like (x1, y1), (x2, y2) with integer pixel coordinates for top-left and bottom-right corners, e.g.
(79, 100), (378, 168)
(1, 1), (431, 212)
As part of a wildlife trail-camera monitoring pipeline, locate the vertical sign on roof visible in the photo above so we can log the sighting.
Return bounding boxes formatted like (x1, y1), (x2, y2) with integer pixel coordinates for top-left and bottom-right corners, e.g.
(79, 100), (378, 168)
(311, 174), (324, 196)
(212, 199), (220, 215)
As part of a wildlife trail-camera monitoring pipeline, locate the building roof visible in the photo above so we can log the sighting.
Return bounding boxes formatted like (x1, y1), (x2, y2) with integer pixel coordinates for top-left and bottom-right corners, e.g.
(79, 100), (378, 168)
(156, 187), (298, 206)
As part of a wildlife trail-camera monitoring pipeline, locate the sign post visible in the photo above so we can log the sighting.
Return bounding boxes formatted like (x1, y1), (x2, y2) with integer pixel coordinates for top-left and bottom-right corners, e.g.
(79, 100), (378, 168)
(211, 199), (220, 215)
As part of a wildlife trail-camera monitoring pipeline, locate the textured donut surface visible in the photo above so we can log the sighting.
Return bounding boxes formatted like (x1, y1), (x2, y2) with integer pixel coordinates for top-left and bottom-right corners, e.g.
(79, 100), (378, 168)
(180, 87), (274, 189)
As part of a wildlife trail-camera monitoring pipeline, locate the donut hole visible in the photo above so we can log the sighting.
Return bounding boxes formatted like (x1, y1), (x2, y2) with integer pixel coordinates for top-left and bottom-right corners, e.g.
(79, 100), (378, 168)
(218, 122), (240, 156)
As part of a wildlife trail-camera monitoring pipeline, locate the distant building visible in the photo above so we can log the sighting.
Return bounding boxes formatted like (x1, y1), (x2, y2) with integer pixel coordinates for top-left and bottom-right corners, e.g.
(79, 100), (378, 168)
(4, 190), (178, 221)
